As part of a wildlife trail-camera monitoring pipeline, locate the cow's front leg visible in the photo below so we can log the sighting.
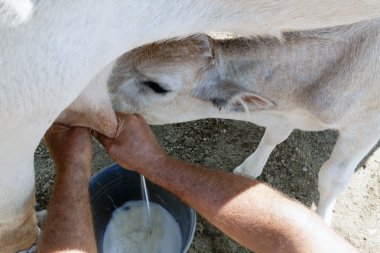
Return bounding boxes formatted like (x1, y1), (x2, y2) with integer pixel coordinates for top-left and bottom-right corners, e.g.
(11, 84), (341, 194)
(0, 158), (38, 253)
(234, 127), (292, 178)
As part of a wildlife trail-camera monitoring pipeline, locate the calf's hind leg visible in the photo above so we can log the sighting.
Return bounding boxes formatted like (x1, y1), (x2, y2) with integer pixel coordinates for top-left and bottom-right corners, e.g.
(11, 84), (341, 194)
(317, 127), (380, 224)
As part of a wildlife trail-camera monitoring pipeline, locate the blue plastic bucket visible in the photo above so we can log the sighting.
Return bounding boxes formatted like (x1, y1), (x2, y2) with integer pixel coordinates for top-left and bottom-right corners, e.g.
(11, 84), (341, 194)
(90, 164), (196, 252)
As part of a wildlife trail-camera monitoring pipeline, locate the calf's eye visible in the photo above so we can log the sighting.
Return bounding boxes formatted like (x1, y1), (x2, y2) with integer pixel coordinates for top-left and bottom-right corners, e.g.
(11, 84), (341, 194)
(141, 81), (170, 94)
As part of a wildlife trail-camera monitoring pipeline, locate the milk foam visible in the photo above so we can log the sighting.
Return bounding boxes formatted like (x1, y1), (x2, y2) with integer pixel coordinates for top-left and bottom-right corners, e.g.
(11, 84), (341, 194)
(103, 200), (182, 253)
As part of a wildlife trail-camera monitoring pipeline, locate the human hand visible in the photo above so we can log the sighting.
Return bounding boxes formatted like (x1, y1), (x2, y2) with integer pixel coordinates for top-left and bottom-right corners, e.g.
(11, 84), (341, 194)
(44, 124), (93, 177)
(92, 113), (167, 173)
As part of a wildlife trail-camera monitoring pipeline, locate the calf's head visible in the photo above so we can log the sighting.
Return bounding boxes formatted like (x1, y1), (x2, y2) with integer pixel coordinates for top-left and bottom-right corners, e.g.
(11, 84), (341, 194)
(108, 35), (275, 125)
(57, 35), (276, 134)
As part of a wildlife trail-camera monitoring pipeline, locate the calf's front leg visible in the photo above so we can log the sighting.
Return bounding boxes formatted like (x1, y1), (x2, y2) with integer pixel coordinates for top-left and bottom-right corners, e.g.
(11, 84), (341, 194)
(234, 127), (292, 178)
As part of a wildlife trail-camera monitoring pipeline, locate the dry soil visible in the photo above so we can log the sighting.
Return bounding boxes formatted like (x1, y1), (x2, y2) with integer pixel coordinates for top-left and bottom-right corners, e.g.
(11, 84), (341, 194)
(35, 119), (380, 253)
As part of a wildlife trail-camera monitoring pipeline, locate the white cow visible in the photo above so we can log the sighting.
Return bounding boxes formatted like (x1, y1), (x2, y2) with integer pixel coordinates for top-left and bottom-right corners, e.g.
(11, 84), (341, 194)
(1, 0), (380, 251)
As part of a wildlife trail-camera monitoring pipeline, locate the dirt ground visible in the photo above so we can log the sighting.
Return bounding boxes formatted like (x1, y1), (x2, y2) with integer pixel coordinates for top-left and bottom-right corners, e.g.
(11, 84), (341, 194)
(34, 119), (380, 253)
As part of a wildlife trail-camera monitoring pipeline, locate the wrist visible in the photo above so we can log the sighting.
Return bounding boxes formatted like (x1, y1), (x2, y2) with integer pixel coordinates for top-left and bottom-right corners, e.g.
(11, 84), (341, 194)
(135, 152), (170, 176)
(141, 155), (186, 192)
(55, 160), (92, 180)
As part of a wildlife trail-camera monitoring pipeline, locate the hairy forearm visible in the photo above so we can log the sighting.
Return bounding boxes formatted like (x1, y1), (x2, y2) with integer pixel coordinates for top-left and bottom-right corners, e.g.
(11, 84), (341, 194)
(135, 156), (358, 253)
(38, 161), (96, 253)
(94, 114), (357, 253)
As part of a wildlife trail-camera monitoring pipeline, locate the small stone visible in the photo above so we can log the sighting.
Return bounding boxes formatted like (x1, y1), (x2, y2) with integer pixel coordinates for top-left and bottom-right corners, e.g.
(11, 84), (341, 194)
(184, 137), (195, 147)
(168, 138), (177, 144)
(34, 202), (41, 210)
(37, 210), (48, 228)
(204, 157), (216, 166)
(302, 167), (308, 172)
(266, 176), (274, 184)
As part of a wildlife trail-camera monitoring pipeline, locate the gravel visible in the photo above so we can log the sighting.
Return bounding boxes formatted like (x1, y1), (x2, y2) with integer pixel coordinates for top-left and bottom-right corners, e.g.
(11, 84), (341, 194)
(35, 119), (380, 252)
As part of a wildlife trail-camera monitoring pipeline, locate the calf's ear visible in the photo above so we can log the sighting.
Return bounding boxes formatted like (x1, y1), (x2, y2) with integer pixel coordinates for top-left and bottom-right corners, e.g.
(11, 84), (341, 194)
(195, 80), (275, 111)
(230, 92), (276, 111)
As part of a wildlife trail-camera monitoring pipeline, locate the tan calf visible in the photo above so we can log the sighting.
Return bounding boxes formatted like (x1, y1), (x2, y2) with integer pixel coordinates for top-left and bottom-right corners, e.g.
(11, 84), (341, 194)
(108, 19), (380, 224)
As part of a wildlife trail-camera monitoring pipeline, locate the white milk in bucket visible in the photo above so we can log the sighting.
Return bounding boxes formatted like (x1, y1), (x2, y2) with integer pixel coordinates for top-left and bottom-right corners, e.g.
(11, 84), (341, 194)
(102, 200), (182, 253)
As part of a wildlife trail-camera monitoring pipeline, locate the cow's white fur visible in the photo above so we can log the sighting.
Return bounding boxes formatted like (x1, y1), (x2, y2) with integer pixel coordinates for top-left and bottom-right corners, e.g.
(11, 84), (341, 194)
(107, 19), (380, 224)
(2, 0), (380, 250)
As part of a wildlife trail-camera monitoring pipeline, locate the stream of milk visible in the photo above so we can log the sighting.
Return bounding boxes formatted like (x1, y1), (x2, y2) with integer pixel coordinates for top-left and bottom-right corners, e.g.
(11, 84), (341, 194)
(140, 175), (152, 228)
